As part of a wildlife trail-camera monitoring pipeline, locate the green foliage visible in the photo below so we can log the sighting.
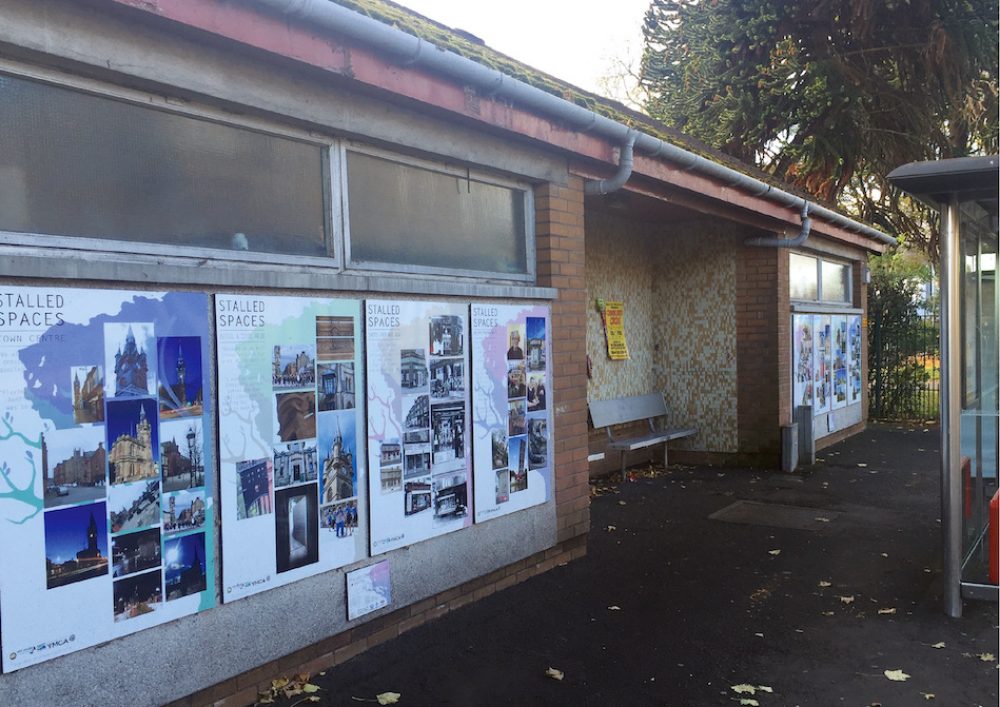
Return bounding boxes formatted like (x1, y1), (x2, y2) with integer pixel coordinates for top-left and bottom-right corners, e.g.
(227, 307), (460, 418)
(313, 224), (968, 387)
(640, 0), (999, 255)
(868, 254), (939, 419)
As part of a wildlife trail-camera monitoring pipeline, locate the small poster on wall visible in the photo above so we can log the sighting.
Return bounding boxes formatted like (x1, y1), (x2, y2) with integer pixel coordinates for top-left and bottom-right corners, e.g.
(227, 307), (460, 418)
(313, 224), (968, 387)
(813, 315), (832, 414)
(346, 559), (392, 621)
(832, 316), (849, 410)
(848, 315), (863, 405)
(792, 315), (815, 408)
(0, 287), (216, 671)
(471, 304), (552, 523)
(216, 295), (365, 602)
(600, 300), (629, 360)
(365, 300), (472, 555)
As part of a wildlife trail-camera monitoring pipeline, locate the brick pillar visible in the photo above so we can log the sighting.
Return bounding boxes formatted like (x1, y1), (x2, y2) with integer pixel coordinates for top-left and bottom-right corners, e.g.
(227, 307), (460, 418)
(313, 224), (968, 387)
(735, 245), (787, 466)
(535, 177), (589, 543)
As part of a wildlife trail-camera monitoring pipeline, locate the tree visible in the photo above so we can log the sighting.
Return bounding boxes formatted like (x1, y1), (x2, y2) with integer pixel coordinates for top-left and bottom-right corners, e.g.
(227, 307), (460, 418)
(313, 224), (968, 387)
(639, 0), (998, 254)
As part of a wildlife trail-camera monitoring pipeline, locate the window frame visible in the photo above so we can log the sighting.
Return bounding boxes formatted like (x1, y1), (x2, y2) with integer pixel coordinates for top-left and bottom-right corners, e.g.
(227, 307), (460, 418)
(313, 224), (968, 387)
(0, 62), (540, 287)
(337, 142), (536, 283)
(789, 251), (853, 306)
(0, 63), (342, 270)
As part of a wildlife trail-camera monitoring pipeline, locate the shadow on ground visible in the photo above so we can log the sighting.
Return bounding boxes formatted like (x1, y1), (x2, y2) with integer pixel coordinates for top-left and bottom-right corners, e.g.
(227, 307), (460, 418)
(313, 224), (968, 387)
(262, 423), (998, 706)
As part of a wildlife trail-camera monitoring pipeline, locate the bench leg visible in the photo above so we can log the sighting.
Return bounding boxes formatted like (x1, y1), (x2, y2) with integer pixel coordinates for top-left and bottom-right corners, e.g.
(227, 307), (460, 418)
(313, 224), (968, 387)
(621, 449), (628, 481)
(663, 443), (669, 469)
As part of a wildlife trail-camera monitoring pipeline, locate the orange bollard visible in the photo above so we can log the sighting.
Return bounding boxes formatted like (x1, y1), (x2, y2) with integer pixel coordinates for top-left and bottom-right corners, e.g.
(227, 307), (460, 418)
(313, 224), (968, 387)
(990, 490), (999, 586)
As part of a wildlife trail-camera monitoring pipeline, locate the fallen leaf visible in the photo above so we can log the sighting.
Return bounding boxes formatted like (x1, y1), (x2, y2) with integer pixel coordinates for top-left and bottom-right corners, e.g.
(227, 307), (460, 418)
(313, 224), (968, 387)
(617, 501), (626, 506)
(376, 692), (401, 705)
(979, 653), (995, 662)
(738, 700), (759, 706)
(754, 632), (764, 637)
(838, 595), (855, 604)
(768, 549), (781, 556)
(257, 694), (275, 705)
(881, 553), (889, 558)
(757, 685), (773, 693)
(884, 669), (910, 682)
(921, 693), (935, 701)
(857, 463), (868, 467)
(605, 525), (617, 532)
(545, 667), (564, 681)
(814, 517), (831, 522)
(818, 580), (832, 588)
(821, 611), (835, 616)
(931, 642), (945, 649)
(608, 605), (621, 611)
(731, 684), (756, 694)
(302, 684), (321, 693)
(878, 608), (897, 615)
(272, 678), (290, 691)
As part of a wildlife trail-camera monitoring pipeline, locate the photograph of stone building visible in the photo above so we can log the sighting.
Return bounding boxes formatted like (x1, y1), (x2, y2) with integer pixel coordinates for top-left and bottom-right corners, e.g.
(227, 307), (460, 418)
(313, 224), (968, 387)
(44, 501), (108, 589)
(157, 336), (203, 418)
(105, 323), (154, 398)
(272, 343), (316, 389)
(429, 315), (463, 357)
(319, 413), (356, 504)
(317, 361), (355, 412)
(273, 441), (318, 488)
(162, 489), (206, 534)
(160, 419), (205, 492)
(236, 457), (272, 520)
(106, 398), (159, 485)
(42, 427), (107, 508)
(71, 364), (104, 424)
(400, 349), (427, 390)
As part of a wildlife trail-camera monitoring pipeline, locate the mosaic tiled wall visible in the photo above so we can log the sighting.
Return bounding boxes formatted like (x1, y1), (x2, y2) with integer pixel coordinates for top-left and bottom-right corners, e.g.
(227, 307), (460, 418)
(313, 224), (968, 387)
(652, 224), (738, 452)
(585, 211), (739, 453)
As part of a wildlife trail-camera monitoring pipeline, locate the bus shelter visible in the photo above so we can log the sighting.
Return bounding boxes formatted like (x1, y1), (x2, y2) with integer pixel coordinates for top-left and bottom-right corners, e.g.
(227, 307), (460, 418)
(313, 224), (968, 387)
(889, 156), (999, 616)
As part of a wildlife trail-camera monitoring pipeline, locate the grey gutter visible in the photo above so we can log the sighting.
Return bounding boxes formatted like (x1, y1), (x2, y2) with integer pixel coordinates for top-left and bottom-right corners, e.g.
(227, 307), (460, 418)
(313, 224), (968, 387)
(746, 202), (812, 247)
(250, 0), (896, 247)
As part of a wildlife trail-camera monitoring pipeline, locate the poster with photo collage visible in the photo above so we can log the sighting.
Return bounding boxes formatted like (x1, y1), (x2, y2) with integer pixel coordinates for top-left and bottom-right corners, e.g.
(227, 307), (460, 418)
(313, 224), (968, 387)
(792, 315), (814, 409)
(832, 316), (849, 409)
(366, 300), (472, 555)
(0, 287), (215, 671)
(848, 315), (863, 405)
(216, 295), (366, 602)
(813, 315), (833, 414)
(471, 304), (552, 522)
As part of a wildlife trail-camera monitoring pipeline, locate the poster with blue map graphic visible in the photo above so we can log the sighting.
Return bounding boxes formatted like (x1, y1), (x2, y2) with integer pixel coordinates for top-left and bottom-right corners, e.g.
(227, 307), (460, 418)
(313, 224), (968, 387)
(471, 303), (552, 523)
(0, 287), (215, 672)
(216, 295), (366, 601)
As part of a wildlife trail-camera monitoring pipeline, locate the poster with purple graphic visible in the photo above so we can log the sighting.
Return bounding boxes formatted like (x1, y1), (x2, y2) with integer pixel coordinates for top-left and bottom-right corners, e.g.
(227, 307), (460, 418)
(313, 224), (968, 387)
(471, 304), (552, 523)
(346, 559), (391, 621)
(215, 295), (365, 601)
(365, 300), (471, 555)
(0, 287), (215, 672)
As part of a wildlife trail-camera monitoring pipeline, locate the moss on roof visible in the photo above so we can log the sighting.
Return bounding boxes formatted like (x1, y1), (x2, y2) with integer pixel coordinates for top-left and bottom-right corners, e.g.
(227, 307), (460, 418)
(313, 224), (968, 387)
(331, 0), (879, 226)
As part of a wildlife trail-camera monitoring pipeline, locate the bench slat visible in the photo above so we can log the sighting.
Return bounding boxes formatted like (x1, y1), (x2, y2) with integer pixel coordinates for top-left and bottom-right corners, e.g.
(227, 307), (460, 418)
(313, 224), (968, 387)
(607, 427), (697, 451)
(589, 393), (667, 429)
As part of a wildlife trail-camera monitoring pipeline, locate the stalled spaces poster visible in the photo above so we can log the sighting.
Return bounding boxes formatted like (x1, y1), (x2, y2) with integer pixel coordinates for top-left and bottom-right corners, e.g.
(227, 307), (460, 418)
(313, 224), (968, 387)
(366, 300), (472, 555)
(0, 287), (215, 671)
(216, 295), (366, 601)
(471, 304), (552, 522)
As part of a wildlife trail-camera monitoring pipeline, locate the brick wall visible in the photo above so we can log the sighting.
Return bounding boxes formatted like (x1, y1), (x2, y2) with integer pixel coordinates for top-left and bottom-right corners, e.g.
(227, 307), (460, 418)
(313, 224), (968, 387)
(735, 245), (785, 466)
(535, 178), (591, 543)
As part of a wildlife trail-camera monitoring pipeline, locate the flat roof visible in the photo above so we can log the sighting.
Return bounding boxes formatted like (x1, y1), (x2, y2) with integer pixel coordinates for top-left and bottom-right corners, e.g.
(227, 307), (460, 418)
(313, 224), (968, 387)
(888, 156), (999, 204)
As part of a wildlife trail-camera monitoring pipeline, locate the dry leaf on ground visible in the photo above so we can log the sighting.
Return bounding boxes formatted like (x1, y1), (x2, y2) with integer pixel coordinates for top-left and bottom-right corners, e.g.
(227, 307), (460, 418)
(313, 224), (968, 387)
(605, 525), (616, 532)
(921, 693), (935, 700)
(768, 549), (781, 556)
(738, 700), (759, 706)
(884, 669), (910, 682)
(545, 667), (565, 681)
(878, 608), (897, 615)
(818, 580), (832, 588)
(731, 684), (756, 694)
(376, 692), (401, 705)
(979, 653), (995, 662)
(838, 595), (855, 604)
(931, 642), (945, 649)
(608, 605), (621, 611)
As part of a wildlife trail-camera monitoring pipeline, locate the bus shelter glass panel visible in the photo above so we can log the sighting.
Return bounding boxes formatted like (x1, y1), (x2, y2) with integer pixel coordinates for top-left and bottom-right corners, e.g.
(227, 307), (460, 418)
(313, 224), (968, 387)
(959, 199), (999, 585)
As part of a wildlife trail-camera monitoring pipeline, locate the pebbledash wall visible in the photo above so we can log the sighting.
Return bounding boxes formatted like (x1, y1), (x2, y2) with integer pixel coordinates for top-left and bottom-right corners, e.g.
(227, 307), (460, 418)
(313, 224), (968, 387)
(0, 2), (593, 705)
(585, 205), (871, 473)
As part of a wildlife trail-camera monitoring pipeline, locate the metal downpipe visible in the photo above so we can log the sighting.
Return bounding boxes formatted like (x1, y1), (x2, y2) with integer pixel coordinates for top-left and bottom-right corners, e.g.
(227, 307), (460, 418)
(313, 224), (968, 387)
(745, 202), (812, 247)
(584, 130), (639, 195)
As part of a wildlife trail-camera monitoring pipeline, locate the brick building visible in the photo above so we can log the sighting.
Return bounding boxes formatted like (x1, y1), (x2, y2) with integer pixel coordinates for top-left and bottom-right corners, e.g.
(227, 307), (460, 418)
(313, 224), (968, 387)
(0, 1), (890, 704)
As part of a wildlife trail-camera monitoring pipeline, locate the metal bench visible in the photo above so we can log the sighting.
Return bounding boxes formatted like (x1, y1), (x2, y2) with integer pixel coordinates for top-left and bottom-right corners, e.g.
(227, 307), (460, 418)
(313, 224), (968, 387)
(589, 393), (697, 476)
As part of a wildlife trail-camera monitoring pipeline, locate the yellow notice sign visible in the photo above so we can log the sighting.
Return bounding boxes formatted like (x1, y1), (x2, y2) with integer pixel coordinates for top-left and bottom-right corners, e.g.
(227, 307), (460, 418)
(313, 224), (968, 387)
(603, 300), (629, 360)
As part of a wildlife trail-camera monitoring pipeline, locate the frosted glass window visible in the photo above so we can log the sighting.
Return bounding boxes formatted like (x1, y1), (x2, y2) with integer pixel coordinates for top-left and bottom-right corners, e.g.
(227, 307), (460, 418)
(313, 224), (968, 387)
(346, 151), (528, 275)
(789, 253), (818, 300)
(821, 260), (850, 303)
(0, 74), (326, 256)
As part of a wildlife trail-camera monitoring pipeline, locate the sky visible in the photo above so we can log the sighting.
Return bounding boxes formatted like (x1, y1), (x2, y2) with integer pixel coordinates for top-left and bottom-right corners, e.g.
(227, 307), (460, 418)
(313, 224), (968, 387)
(393, 0), (652, 103)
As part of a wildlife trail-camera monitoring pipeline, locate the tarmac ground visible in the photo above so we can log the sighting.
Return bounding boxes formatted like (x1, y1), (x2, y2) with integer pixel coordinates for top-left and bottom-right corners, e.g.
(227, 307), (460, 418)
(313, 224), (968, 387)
(261, 423), (999, 706)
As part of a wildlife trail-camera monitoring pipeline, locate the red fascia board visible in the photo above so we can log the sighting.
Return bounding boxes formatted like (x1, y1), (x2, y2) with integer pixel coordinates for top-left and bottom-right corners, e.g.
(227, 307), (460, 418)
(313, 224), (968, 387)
(110, 0), (883, 252)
